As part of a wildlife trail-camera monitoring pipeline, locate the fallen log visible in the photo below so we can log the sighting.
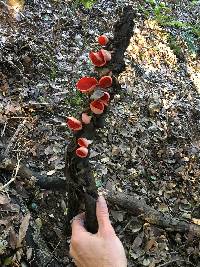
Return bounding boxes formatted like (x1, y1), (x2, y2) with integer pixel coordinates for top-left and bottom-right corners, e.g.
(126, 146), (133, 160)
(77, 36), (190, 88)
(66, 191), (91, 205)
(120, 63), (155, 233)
(107, 191), (200, 237)
(0, 158), (200, 237)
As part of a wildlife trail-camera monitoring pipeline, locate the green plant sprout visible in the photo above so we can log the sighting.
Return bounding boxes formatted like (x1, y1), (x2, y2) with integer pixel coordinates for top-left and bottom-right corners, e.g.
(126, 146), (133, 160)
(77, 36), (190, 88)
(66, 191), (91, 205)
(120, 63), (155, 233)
(76, 0), (97, 8)
(141, 1), (200, 54)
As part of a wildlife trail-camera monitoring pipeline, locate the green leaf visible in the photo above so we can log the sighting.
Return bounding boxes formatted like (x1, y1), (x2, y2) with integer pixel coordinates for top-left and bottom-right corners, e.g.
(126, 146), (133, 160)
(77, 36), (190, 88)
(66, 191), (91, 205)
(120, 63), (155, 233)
(78, 0), (96, 8)
(3, 257), (13, 266)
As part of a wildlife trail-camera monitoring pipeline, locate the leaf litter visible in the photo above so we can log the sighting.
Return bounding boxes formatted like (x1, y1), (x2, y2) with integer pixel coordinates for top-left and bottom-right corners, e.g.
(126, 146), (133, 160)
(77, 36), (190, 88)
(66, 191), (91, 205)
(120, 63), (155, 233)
(0, 0), (200, 266)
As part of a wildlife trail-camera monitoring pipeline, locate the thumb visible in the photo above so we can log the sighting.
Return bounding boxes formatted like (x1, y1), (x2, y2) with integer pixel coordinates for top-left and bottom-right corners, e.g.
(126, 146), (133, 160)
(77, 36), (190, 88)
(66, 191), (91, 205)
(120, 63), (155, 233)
(71, 213), (87, 236)
(96, 196), (115, 236)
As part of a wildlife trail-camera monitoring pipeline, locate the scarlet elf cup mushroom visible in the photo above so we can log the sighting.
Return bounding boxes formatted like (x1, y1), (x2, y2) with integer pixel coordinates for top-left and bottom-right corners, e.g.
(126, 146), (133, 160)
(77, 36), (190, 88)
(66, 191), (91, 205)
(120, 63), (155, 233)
(67, 117), (82, 131)
(67, 35), (112, 157)
(90, 100), (105, 115)
(81, 113), (92, 124)
(76, 147), (88, 158)
(89, 49), (111, 67)
(98, 76), (112, 88)
(98, 35), (109, 46)
(76, 76), (112, 92)
(77, 137), (91, 148)
(99, 92), (110, 106)
(76, 77), (98, 93)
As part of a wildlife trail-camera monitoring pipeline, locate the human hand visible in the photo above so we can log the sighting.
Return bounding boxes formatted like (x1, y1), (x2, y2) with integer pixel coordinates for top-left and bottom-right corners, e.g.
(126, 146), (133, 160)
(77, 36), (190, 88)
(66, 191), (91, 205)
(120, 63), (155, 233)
(70, 196), (127, 267)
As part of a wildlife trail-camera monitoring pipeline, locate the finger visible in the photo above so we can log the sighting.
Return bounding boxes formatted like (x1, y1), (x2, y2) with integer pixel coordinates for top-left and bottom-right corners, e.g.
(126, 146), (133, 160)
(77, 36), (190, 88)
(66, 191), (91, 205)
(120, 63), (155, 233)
(73, 259), (82, 267)
(71, 213), (87, 236)
(69, 244), (74, 258)
(69, 247), (81, 266)
(69, 245), (79, 261)
(96, 196), (114, 235)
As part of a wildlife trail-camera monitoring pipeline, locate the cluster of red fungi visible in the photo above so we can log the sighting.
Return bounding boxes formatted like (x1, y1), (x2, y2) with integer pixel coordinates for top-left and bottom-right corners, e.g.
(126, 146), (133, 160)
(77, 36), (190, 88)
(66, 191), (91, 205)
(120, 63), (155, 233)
(67, 35), (112, 158)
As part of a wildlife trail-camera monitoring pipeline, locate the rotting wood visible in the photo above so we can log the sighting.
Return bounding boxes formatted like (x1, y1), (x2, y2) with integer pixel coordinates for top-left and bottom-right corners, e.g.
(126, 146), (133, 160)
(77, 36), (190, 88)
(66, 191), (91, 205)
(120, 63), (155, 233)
(64, 5), (135, 234)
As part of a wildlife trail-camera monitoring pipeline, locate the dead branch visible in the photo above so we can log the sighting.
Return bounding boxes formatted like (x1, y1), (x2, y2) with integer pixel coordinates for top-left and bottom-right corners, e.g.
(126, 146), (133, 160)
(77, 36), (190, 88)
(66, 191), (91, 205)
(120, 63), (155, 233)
(64, 5), (136, 234)
(0, 159), (200, 237)
(0, 153), (21, 191)
(3, 119), (26, 157)
(0, 156), (66, 190)
(107, 190), (200, 237)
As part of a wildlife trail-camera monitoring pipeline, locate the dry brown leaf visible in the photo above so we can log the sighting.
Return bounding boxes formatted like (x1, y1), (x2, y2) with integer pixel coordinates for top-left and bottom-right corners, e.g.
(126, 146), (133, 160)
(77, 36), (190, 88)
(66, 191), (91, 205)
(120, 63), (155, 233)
(0, 215), (17, 227)
(0, 219), (9, 226)
(145, 239), (158, 252)
(0, 114), (7, 123)
(9, 227), (17, 249)
(5, 104), (19, 114)
(132, 232), (144, 250)
(7, 0), (24, 11)
(26, 247), (33, 261)
(0, 194), (10, 205)
(17, 213), (31, 248)
(111, 210), (124, 222)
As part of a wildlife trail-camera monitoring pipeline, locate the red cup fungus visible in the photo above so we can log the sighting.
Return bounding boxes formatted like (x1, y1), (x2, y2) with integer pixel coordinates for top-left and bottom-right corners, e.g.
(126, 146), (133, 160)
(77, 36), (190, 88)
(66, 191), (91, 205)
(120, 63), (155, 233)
(89, 51), (106, 67)
(100, 92), (110, 106)
(81, 113), (92, 124)
(76, 77), (98, 93)
(98, 35), (109, 46)
(77, 137), (91, 148)
(67, 117), (82, 131)
(90, 100), (104, 114)
(76, 146), (88, 158)
(98, 76), (112, 88)
(100, 49), (112, 62)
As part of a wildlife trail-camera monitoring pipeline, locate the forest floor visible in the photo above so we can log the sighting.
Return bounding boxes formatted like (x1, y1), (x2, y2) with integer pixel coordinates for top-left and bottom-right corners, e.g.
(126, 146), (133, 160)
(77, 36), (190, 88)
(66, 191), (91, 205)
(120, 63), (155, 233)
(0, 0), (200, 266)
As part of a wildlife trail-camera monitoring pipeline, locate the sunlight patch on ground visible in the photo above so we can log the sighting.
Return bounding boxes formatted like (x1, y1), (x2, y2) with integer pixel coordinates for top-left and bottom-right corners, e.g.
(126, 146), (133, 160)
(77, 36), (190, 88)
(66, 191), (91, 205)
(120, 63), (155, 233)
(6, 0), (24, 19)
(187, 61), (200, 95)
(127, 19), (177, 70)
(7, 0), (24, 11)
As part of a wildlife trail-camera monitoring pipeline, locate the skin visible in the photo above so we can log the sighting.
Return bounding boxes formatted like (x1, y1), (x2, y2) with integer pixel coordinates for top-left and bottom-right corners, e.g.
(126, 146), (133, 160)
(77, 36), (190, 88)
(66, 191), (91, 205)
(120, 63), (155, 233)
(70, 196), (127, 267)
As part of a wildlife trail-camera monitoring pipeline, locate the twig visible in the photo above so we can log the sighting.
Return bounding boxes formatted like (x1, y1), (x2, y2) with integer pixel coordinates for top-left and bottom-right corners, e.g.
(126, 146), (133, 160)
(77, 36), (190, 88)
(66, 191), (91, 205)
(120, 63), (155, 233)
(119, 217), (135, 235)
(8, 60), (24, 75)
(46, 240), (62, 266)
(0, 154), (21, 191)
(1, 120), (8, 137)
(157, 259), (195, 267)
(10, 117), (29, 119)
(28, 102), (50, 105)
(3, 119), (26, 157)
(119, 218), (134, 235)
